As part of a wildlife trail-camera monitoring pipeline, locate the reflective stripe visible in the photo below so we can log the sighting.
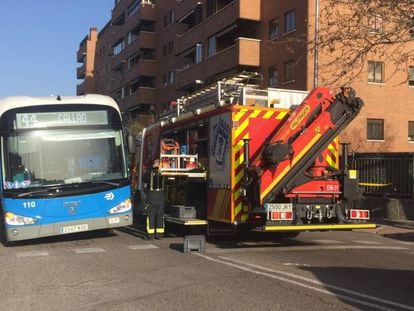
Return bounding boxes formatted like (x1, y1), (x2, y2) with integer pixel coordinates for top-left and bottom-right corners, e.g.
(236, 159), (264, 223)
(156, 227), (165, 233)
(146, 217), (155, 234)
(263, 223), (376, 232)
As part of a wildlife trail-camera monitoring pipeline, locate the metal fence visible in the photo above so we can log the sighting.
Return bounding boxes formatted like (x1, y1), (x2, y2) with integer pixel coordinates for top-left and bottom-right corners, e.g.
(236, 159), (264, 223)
(349, 153), (414, 198)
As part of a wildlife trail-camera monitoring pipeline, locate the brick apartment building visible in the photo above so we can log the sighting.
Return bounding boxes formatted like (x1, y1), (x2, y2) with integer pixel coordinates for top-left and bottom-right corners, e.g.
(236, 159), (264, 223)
(76, 0), (414, 153)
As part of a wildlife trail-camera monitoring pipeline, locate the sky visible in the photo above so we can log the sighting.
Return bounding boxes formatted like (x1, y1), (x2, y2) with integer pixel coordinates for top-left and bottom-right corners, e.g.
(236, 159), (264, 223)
(0, 0), (114, 98)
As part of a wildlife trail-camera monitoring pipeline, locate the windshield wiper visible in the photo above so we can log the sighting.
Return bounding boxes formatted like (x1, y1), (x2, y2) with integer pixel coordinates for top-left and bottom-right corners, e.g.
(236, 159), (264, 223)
(17, 186), (65, 198)
(90, 180), (122, 186)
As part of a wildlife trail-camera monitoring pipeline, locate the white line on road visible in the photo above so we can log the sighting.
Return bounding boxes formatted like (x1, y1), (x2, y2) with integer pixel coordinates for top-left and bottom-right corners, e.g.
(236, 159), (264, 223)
(194, 253), (414, 311)
(16, 251), (49, 258)
(127, 244), (159, 250)
(207, 244), (408, 254)
(74, 247), (106, 254)
(395, 241), (414, 246)
(353, 240), (383, 245)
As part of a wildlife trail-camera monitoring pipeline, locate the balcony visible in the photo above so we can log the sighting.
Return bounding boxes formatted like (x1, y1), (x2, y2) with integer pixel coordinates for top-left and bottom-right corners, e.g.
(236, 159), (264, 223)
(111, 3), (157, 39)
(175, 0), (260, 54)
(110, 60), (156, 92)
(124, 60), (156, 84)
(126, 31), (156, 54)
(176, 37), (260, 89)
(120, 87), (156, 111)
(77, 64), (86, 79)
(77, 46), (86, 63)
(76, 81), (86, 95)
(110, 32), (156, 69)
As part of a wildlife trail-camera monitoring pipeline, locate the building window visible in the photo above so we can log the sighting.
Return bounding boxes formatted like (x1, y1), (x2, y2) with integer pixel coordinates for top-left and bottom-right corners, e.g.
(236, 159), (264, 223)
(285, 10), (296, 33)
(284, 60), (294, 82)
(169, 10), (175, 24)
(409, 66), (414, 86)
(112, 39), (125, 56)
(269, 66), (278, 86)
(162, 44), (167, 57)
(168, 71), (175, 84)
(195, 44), (202, 63)
(367, 119), (384, 140)
(208, 36), (216, 57)
(368, 61), (384, 83)
(168, 40), (174, 54)
(409, 121), (414, 141)
(127, 0), (140, 18)
(368, 14), (383, 32)
(269, 19), (279, 39)
(128, 52), (141, 70)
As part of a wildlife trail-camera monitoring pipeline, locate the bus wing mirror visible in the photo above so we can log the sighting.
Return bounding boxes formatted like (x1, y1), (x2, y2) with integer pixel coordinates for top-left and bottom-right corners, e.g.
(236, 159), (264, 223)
(127, 134), (136, 154)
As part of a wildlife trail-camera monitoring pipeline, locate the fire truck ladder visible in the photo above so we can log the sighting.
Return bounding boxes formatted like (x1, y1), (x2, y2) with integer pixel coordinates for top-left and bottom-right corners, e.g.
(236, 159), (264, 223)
(178, 72), (263, 114)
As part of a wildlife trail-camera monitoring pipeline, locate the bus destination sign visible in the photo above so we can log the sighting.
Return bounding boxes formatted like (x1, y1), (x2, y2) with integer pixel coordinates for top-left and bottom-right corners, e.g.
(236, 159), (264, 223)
(16, 111), (109, 129)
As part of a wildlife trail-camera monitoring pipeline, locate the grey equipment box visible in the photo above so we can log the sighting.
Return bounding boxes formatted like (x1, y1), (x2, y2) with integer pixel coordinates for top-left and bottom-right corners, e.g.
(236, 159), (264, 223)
(170, 205), (196, 219)
(183, 235), (206, 253)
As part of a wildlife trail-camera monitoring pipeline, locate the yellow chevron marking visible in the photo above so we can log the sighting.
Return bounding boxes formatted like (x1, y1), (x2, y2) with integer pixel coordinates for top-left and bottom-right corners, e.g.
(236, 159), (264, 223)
(241, 213), (249, 222)
(275, 111), (288, 120)
(235, 201), (242, 217)
(261, 133), (322, 200)
(263, 111), (275, 119)
(235, 118), (249, 139)
(235, 167), (244, 186)
(234, 109), (248, 121)
(250, 109), (261, 118)
(328, 144), (336, 154)
(326, 154), (335, 167)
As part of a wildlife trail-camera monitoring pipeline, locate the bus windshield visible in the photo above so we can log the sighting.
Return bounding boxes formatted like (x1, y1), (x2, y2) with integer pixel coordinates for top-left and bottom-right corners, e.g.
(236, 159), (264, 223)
(2, 128), (127, 190)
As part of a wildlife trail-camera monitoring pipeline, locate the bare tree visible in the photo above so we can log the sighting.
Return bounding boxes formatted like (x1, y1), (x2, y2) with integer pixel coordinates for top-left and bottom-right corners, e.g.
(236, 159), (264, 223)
(314, 0), (414, 85)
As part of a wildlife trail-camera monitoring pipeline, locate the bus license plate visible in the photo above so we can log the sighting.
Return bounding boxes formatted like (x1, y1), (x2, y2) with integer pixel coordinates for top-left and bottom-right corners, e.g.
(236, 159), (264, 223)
(60, 224), (89, 234)
(109, 217), (120, 224)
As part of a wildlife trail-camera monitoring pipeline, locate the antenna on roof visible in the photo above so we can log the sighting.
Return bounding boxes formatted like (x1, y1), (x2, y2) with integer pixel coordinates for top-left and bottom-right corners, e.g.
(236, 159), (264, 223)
(56, 95), (61, 101)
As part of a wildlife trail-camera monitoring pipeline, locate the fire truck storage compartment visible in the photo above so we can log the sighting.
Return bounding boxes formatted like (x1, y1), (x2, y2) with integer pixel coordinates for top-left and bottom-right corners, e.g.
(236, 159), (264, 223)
(170, 205), (197, 219)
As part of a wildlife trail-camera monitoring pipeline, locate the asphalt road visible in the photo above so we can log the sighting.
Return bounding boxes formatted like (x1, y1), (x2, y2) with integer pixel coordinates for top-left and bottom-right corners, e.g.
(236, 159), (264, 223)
(1, 224), (413, 311)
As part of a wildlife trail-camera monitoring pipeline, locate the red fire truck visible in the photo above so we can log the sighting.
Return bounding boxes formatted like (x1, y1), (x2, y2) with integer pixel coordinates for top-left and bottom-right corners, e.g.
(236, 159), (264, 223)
(133, 72), (375, 236)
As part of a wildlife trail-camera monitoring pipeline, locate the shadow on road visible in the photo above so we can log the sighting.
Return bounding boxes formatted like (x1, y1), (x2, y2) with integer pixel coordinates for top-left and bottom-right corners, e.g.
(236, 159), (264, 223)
(382, 232), (414, 242)
(300, 266), (414, 310)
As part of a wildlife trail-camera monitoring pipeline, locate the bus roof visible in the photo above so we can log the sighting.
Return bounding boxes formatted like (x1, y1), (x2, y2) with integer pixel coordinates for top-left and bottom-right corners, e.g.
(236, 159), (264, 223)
(0, 94), (120, 117)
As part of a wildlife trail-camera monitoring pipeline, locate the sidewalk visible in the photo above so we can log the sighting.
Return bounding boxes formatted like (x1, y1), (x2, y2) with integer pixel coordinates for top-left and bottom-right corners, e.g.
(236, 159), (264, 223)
(355, 219), (414, 237)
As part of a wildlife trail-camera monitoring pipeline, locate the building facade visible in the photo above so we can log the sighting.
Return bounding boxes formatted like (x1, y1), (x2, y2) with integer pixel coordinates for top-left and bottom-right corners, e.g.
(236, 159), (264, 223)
(76, 0), (414, 152)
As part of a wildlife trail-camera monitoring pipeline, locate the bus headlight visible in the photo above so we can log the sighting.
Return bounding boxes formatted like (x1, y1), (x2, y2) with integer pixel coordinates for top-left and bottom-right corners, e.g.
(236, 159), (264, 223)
(108, 198), (132, 214)
(5, 212), (38, 226)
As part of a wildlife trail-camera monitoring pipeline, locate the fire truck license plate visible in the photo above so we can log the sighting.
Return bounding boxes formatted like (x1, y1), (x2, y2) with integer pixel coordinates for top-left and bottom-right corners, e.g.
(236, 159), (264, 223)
(265, 203), (293, 211)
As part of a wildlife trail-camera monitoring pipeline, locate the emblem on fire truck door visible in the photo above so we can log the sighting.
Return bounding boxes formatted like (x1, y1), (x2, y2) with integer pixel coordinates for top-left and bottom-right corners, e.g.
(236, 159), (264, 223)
(211, 117), (230, 167)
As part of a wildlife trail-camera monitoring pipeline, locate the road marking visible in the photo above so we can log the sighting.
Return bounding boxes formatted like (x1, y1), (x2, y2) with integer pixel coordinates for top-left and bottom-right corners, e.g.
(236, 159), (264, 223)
(207, 245), (408, 254)
(74, 247), (106, 254)
(17, 251), (49, 258)
(282, 262), (310, 267)
(353, 240), (383, 245)
(194, 253), (414, 311)
(311, 239), (342, 244)
(127, 244), (159, 250)
(395, 241), (414, 245)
